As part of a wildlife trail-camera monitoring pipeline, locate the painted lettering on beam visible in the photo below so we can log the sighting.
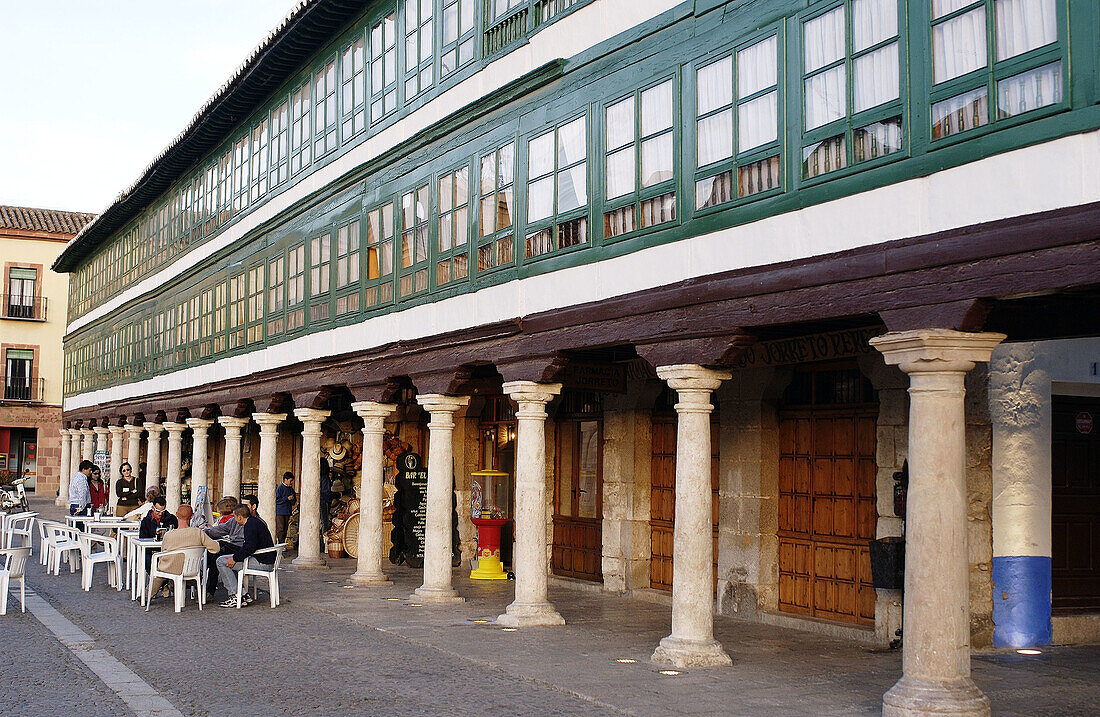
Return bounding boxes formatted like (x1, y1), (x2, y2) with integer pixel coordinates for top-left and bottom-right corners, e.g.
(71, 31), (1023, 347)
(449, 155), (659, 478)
(734, 327), (883, 369)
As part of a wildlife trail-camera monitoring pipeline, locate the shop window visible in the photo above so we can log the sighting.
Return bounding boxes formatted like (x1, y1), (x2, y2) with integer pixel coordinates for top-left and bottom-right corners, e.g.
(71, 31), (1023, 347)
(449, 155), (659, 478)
(930, 0), (1062, 140)
(436, 164), (471, 287)
(525, 115), (588, 259)
(440, 0), (476, 79)
(603, 78), (678, 239)
(695, 33), (782, 210)
(365, 201), (397, 308)
(341, 32), (368, 139)
(370, 10), (399, 122)
(477, 141), (515, 271)
(801, 0), (904, 179)
(335, 218), (362, 315)
(399, 183), (431, 298)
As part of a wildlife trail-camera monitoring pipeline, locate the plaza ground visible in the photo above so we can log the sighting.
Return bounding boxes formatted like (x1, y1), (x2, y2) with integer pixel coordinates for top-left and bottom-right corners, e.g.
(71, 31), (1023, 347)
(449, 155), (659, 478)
(4, 496), (1097, 716)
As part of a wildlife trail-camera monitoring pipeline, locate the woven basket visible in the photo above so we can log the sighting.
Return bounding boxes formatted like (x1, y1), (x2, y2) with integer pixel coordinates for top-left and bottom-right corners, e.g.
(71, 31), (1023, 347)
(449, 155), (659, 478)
(345, 498), (361, 515)
(342, 512), (360, 559)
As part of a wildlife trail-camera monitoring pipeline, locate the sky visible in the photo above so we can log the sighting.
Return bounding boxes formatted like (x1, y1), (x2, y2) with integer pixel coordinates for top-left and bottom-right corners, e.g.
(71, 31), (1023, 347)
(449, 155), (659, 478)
(0, 1), (300, 214)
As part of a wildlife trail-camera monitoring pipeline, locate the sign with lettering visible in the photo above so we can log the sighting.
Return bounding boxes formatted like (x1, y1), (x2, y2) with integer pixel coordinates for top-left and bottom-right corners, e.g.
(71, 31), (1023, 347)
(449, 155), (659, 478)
(562, 362), (627, 393)
(733, 327), (883, 369)
(1077, 412), (1093, 435)
(389, 451), (428, 565)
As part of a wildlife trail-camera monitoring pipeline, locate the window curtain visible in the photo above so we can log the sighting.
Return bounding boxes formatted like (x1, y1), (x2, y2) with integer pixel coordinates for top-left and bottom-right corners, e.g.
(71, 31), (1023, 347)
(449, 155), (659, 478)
(998, 61), (1062, 116)
(933, 6), (987, 83)
(737, 36), (778, 151)
(804, 8), (846, 130)
(995, 0), (1056, 60)
(853, 43), (899, 113)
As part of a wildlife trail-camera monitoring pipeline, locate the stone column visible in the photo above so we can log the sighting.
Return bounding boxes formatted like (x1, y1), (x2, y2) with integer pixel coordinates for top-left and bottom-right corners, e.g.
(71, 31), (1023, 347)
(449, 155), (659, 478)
(350, 401), (397, 585)
(81, 428), (95, 462)
(57, 429), (71, 506)
(186, 418), (213, 523)
(252, 413), (286, 528)
(293, 408), (331, 567)
(652, 364), (732, 668)
(69, 430), (83, 490)
(94, 426), (109, 460)
(145, 424), (164, 495)
(413, 394), (470, 603)
(870, 329), (1004, 717)
(217, 417), (249, 499)
(162, 422), (187, 513)
(108, 426), (125, 510)
(499, 381), (564, 627)
(124, 424), (143, 481)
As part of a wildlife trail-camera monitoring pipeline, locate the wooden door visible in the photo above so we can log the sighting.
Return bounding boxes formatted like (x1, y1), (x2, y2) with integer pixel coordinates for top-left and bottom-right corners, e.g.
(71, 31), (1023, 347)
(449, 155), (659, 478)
(778, 409), (877, 625)
(1052, 396), (1100, 610)
(650, 415), (719, 591)
(552, 419), (603, 581)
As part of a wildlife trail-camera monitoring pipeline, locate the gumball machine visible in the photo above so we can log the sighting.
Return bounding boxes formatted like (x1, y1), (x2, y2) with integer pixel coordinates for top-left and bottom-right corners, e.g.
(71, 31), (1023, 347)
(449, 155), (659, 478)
(469, 469), (511, 580)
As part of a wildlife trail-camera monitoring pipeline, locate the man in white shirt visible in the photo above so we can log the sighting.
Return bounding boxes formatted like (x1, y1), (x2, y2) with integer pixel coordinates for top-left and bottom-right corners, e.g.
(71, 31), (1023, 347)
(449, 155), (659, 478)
(68, 460), (94, 516)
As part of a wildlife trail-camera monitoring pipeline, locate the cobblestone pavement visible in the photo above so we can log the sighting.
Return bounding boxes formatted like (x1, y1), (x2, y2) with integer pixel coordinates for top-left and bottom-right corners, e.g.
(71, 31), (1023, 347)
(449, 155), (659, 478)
(7, 497), (1099, 716)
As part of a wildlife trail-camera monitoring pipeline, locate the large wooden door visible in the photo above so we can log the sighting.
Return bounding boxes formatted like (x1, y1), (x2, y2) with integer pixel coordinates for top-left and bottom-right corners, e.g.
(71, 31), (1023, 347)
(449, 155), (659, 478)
(552, 418), (603, 581)
(650, 413), (719, 591)
(778, 408), (877, 625)
(1052, 396), (1100, 611)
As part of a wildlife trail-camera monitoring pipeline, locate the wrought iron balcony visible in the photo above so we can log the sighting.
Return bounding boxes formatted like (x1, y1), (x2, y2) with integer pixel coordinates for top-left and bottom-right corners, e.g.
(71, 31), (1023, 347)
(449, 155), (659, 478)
(2, 295), (47, 321)
(2, 375), (44, 402)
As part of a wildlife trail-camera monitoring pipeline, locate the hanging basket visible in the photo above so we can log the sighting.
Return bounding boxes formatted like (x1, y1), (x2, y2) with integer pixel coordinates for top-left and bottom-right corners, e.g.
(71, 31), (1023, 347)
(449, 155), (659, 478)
(342, 512), (361, 559)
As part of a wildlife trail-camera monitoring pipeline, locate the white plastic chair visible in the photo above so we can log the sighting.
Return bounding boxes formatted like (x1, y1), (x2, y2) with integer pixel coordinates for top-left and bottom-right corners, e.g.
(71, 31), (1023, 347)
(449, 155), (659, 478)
(48, 525), (81, 575)
(236, 543), (286, 608)
(0, 546), (32, 615)
(3, 512), (36, 549)
(147, 546), (208, 612)
(78, 533), (120, 591)
(36, 519), (59, 566)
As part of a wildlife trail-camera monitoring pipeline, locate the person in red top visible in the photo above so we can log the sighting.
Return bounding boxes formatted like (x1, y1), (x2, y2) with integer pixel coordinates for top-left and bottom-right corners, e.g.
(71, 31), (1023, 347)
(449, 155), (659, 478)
(89, 466), (109, 513)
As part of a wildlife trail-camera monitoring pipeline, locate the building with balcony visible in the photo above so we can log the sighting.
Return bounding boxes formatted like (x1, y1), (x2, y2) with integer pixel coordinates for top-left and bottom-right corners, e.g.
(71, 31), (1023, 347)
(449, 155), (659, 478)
(52, 1), (1099, 713)
(0, 205), (94, 496)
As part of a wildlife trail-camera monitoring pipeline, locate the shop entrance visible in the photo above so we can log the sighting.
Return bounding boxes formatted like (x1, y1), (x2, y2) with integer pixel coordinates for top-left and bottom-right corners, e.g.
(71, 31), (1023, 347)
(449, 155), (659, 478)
(552, 391), (603, 581)
(650, 388), (719, 592)
(1052, 395), (1100, 611)
(778, 365), (877, 626)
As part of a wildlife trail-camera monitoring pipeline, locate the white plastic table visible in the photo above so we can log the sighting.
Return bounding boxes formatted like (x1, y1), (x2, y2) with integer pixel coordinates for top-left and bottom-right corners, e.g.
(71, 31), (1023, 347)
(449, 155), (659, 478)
(130, 538), (162, 605)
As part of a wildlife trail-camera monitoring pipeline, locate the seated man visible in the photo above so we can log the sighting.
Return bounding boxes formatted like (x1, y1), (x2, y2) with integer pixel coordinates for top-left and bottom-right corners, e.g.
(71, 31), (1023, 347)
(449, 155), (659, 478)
(241, 494), (259, 518)
(125, 488), (161, 522)
(139, 495), (179, 571)
(218, 505), (276, 608)
(204, 498), (246, 598)
(148, 505), (220, 601)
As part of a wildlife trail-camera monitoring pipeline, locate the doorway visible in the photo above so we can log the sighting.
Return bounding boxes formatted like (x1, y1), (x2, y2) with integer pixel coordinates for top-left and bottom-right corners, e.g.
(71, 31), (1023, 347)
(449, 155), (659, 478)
(1052, 395), (1100, 611)
(552, 391), (603, 581)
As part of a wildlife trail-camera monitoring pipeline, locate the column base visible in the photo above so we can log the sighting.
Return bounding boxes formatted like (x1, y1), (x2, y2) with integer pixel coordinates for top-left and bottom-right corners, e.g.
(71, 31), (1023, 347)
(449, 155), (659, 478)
(55, 496), (66, 507)
(292, 556), (329, 570)
(497, 601), (566, 627)
(651, 636), (732, 668)
(883, 676), (990, 717)
(413, 586), (465, 604)
(348, 571), (393, 586)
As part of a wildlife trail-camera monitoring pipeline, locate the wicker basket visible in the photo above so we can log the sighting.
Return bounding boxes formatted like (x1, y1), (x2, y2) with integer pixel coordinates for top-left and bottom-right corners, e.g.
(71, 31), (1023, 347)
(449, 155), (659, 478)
(345, 498), (361, 515)
(342, 512), (360, 559)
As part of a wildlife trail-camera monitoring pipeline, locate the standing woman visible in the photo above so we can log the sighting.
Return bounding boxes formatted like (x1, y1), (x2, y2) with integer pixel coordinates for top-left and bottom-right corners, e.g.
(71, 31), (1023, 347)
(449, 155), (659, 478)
(115, 462), (141, 516)
(89, 466), (109, 515)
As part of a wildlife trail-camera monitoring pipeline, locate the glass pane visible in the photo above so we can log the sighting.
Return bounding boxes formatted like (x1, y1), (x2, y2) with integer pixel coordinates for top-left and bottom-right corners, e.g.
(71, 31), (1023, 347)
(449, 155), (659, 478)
(803, 6), (845, 73)
(695, 171), (734, 210)
(481, 152), (496, 194)
(804, 65), (846, 129)
(558, 117), (586, 166)
(639, 191), (676, 228)
(932, 7), (987, 84)
(605, 97), (635, 151)
(528, 131), (555, 178)
(605, 147), (635, 199)
(853, 42), (899, 113)
(557, 425), (575, 517)
(697, 109), (733, 166)
(496, 187), (513, 230)
(641, 80), (673, 136)
(997, 61), (1062, 117)
(931, 86), (989, 138)
(852, 0), (898, 52)
(933, 0), (979, 19)
(697, 57), (733, 115)
(577, 420), (599, 519)
(640, 133), (673, 188)
(853, 116), (904, 162)
(738, 35), (777, 98)
(802, 133), (847, 178)
(480, 196), (496, 235)
(557, 163), (588, 213)
(737, 92), (777, 152)
(527, 176), (554, 222)
(440, 174), (453, 211)
(995, 0), (1057, 60)
(737, 155), (781, 197)
(500, 143), (515, 185)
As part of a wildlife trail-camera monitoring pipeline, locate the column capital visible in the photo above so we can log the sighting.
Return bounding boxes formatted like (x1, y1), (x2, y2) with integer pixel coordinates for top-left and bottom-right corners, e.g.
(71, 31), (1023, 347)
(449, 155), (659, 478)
(416, 394), (470, 413)
(80, 427), (95, 436)
(185, 417), (214, 433)
(870, 329), (1006, 374)
(656, 364), (732, 392)
(503, 381), (562, 406)
(217, 416), (250, 431)
(59, 428), (71, 436)
(351, 401), (397, 422)
(94, 426), (110, 436)
(293, 408), (331, 425)
(108, 425), (125, 436)
(123, 423), (143, 434)
(144, 423), (165, 436)
(252, 412), (286, 427)
(162, 421), (187, 436)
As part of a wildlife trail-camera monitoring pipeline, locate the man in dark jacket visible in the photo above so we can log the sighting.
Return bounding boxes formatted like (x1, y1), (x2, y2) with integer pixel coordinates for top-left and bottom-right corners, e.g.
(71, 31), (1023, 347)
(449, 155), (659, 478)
(139, 495), (178, 570)
(217, 505), (275, 607)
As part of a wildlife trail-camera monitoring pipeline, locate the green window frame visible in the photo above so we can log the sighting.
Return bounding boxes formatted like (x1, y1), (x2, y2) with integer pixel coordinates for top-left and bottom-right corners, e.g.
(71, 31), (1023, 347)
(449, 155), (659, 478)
(199, 282), (226, 358)
(187, 294), (202, 362)
(204, 162), (220, 234)
(370, 9), (399, 122)
(290, 79), (312, 175)
(218, 148), (234, 225)
(286, 243), (306, 332)
(399, 182), (431, 298)
(799, 0), (906, 180)
(602, 77), (679, 241)
(524, 113), (589, 260)
(440, 0), (477, 79)
(435, 162), (472, 287)
(929, 0), (1065, 141)
(246, 263), (265, 345)
(404, 0), (435, 101)
(270, 99), (290, 187)
(335, 217), (362, 316)
(309, 231), (333, 323)
(174, 300), (187, 367)
(364, 200), (397, 309)
(233, 134), (251, 214)
(228, 270), (247, 350)
(314, 57), (339, 157)
(267, 253), (286, 338)
(476, 140), (516, 272)
(694, 30), (783, 212)
(341, 31), (368, 139)
(250, 118), (269, 203)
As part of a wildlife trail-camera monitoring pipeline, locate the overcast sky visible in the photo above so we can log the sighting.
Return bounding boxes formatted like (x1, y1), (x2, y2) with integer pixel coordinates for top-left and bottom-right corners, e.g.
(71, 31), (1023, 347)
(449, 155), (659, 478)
(0, 1), (299, 214)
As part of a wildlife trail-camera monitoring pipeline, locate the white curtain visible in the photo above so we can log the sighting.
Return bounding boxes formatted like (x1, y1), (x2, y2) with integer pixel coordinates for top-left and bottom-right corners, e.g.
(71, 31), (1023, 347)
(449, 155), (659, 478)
(556, 163), (587, 213)
(805, 65), (846, 130)
(853, 43), (899, 113)
(995, 0), (1057, 60)
(697, 56), (732, 115)
(804, 7), (845, 73)
(738, 35), (777, 97)
(998, 61), (1062, 117)
(931, 86), (989, 137)
(641, 81), (673, 136)
(697, 109), (733, 166)
(606, 147), (635, 199)
(933, 6), (987, 84)
(739, 93), (777, 152)
(641, 132), (673, 187)
(737, 35), (778, 152)
(932, 0), (975, 19)
(804, 8), (846, 130)
(852, 0), (897, 52)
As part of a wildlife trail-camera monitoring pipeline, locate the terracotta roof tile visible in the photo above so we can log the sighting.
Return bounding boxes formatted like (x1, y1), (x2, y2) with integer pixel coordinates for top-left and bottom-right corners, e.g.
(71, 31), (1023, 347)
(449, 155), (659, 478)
(0, 205), (97, 235)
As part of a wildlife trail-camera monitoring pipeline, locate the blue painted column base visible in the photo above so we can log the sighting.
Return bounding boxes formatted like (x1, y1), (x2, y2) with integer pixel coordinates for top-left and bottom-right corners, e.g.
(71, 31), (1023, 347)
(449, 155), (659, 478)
(992, 555), (1052, 648)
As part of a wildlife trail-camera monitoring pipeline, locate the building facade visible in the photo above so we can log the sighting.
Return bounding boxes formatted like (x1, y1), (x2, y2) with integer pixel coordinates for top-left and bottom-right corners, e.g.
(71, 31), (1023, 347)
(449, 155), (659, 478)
(0, 206), (94, 497)
(54, 1), (1100, 714)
